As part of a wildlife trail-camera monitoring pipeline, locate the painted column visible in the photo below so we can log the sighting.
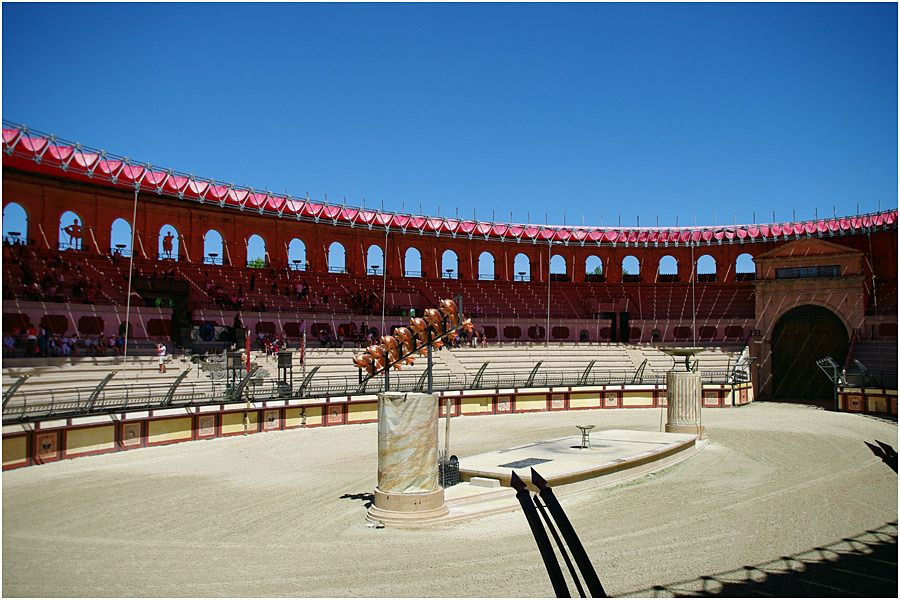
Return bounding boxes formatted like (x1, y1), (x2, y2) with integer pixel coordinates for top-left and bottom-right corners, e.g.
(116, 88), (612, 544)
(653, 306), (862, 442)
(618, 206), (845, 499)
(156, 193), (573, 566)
(665, 371), (705, 437)
(367, 391), (448, 525)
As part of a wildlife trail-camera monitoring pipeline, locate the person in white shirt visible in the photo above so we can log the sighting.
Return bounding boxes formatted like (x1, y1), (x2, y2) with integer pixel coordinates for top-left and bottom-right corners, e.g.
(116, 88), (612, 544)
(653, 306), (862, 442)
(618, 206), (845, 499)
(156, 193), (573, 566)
(157, 343), (167, 373)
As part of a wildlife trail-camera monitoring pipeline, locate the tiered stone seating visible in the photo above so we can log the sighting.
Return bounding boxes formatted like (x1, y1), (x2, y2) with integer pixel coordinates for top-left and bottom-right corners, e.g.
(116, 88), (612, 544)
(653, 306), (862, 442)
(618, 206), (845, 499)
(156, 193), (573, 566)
(848, 339), (898, 389)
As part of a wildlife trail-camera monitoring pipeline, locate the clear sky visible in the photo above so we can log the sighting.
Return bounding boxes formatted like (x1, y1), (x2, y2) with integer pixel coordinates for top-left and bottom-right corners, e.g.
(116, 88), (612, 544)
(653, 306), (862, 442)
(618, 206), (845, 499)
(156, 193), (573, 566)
(3, 2), (897, 228)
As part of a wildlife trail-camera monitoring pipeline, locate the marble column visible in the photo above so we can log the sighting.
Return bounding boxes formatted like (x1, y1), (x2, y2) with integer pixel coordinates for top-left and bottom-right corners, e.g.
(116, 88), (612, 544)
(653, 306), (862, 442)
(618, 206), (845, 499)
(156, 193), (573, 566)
(665, 371), (705, 437)
(367, 392), (448, 524)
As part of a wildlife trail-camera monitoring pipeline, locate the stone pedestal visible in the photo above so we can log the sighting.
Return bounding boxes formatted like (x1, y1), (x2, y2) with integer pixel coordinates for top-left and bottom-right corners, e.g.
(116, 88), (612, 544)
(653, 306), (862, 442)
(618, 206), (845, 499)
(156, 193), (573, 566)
(665, 371), (705, 437)
(367, 392), (448, 525)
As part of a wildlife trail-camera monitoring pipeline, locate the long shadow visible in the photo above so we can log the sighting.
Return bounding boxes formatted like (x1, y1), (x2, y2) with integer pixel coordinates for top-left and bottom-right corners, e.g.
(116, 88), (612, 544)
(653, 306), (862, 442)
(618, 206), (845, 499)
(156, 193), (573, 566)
(340, 491), (374, 509)
(622, 522), (898, 597)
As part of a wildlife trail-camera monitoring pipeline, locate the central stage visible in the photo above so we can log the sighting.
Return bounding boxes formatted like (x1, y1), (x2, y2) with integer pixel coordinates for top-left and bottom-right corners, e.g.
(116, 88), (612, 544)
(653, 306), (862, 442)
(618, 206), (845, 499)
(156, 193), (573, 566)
(458, 428), (700, 488)
(388, 428), (706, 526)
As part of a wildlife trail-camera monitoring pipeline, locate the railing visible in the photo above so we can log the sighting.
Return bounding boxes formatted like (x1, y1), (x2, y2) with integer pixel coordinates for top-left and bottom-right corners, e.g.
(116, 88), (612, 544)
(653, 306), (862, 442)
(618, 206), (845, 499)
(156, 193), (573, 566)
(2, 361), (742, 424)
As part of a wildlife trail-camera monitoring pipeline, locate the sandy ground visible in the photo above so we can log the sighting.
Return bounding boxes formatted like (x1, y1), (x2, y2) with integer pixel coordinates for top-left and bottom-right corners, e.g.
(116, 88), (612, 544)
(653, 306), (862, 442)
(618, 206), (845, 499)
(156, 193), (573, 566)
(2, 402), (897, 597)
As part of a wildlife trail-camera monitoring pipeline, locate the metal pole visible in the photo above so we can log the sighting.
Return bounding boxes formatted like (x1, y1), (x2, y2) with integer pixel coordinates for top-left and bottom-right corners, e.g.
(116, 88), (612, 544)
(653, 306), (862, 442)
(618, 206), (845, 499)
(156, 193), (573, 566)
(381, 228), (388, 336)
(690, 243), (697, 347)
(546, 242), (551, 349)
(122, 188), (139, 363)
(427, 329), (433, 393)
(301, 331), (306, 384)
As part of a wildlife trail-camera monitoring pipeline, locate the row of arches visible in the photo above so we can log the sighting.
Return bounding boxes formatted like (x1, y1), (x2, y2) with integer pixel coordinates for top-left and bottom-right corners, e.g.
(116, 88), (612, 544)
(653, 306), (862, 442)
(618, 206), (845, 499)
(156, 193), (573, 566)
(2, 202), (757, 279)
(374, 246), (754, 281)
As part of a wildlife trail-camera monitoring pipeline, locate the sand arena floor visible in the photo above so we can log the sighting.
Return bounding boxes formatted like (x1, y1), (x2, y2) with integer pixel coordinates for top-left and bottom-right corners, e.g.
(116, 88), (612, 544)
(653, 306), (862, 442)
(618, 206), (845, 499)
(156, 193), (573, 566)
(2, 402), (897, 597)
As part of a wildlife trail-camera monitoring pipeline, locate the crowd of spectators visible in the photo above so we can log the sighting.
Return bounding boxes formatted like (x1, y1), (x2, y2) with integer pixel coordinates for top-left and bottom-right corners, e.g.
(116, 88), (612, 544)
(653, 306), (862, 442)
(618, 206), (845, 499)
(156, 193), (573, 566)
(3, 242), (105, 304)
(3, 323), (126, 358)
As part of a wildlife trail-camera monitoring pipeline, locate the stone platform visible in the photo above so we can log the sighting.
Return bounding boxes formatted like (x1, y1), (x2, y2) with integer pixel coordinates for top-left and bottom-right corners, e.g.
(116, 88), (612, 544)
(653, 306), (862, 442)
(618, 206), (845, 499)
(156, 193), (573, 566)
(381, 429), (706, 527)
(458, 428), (700, 488)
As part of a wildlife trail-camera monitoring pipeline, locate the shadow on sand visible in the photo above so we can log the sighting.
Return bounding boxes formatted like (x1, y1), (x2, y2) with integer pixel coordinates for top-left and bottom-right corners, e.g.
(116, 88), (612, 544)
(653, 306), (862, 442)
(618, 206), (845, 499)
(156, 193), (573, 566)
(623, 521), (898, 597)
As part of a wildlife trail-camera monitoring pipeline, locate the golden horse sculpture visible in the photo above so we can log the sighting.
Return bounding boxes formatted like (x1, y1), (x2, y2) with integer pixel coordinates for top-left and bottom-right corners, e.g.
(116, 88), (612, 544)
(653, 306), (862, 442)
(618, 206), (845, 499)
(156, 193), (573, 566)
(352, 299), (474, 377)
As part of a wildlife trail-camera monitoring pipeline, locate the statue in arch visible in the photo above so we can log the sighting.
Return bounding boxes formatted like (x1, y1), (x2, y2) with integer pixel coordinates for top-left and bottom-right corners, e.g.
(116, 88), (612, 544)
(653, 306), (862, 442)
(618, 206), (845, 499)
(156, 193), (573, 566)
(162, 231), (175, 258)
(63, 218), (83, 248)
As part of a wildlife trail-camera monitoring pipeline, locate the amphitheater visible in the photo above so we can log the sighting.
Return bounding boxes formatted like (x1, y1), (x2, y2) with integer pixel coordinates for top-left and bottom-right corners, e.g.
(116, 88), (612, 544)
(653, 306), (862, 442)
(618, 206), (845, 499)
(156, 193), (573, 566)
(2, 123), (898, 597)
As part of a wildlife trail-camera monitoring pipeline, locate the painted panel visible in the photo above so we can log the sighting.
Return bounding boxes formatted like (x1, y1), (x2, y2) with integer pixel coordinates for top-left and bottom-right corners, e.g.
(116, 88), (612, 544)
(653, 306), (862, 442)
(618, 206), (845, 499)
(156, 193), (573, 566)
(496, 396), (512, 413)
(263, 409), (281, 430)
(35, 431), (59, 461)
(121, 422), (142, 447)
(703, 391), (721, 407)
(197, 415), (216, 437)
(148, 417), (193, 444)
(221, 411), (257, 435)
(622, 391), (654, 407)
(847, 395), (864, 412)
(868, 396), (888, 414)
(347, 402), (378, 423)
(460, 396), (492, 415)
(3, 436), (27, 467)
(550, 394), (566, 410)
(326, 405), (344, 425)
(570, 392), (601, 409)
(515, 394), (547, 412)
(66, 425), (115, 456)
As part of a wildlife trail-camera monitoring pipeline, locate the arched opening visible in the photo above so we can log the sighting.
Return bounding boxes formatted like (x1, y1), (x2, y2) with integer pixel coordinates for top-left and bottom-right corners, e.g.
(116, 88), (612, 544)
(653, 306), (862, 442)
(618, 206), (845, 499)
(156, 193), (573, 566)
(328, 241), (346, 273)
(550, 254), (567, 282)
(246, 234), (266, 267)
(366, 244), (383, 276)
(59, 210), (84, 251)
(478, 251), (495, 281)
(158, 224), (179, 261)
(514, 253), (531, 281)
(696, 254), (717, 282)
(441, 249), (459, 279)
(736, 253), (756, 281)
(110, 218), (132, 257)
(585, 255), (604, 282)
(404, 246), (422, 278)
(622, 255), (640, 282)
(657, 255), (678, 281)
(2, 202), (28, 244)
(288, 238), (307, 270)
(771, 305), (848, 400)
(204, 229), (223, 264)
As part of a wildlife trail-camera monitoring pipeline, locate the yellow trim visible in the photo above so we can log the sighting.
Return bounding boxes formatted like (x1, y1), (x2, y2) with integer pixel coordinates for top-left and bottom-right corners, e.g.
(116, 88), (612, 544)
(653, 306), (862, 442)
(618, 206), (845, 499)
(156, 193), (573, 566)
(221, 411), (257, 435)
(347, 402), (378, 423)
(2, 436), (27, 466)
(66, 425), (115, 455)
(148, 417), (193, 443)
(569, 392), (601, 408)
(460, 396), (491, 414)
(622, 391), (654, 407)
(515, 394), (546, 412)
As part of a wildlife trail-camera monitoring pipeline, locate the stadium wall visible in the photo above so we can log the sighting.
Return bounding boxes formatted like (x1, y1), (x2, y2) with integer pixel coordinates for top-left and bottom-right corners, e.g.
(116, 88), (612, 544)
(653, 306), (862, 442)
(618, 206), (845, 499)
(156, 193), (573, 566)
(2, 382), (755, 470)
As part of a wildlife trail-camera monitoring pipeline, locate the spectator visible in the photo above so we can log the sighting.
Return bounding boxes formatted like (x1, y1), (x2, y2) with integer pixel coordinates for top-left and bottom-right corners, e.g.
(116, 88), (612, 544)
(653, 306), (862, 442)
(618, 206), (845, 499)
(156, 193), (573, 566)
(156, 342), (167, 373)
(3, 333), (15, 357)
(25, 323), (38, 356)
(38, 325), (49, 357)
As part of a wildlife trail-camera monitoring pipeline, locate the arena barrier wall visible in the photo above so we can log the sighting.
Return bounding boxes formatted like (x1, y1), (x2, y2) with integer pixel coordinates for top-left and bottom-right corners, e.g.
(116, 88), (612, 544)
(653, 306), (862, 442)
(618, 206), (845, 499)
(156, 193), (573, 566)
(837, 387), (898, 416)
(4, 381), (756, 470)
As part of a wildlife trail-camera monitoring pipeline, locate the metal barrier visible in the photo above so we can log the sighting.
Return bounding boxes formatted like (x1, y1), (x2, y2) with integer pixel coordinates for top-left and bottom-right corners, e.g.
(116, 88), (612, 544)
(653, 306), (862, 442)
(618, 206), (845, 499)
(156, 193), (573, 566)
(2, 361), (742, 424)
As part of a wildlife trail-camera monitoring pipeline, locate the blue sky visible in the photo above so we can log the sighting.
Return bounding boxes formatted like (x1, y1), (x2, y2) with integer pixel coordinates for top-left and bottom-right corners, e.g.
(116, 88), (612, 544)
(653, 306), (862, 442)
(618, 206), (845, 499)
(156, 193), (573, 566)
(3, 2), (897, 229)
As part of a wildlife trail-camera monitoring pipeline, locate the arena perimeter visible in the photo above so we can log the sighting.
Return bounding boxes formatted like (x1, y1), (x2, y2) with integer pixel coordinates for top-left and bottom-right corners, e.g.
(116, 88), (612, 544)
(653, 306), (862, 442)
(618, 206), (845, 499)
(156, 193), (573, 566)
(2, 403), (896, 597)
